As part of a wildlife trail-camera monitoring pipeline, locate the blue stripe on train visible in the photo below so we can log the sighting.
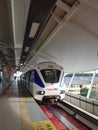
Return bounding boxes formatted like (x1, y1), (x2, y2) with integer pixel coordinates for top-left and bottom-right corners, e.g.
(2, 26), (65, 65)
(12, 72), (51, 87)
(34, 70), (45, 88)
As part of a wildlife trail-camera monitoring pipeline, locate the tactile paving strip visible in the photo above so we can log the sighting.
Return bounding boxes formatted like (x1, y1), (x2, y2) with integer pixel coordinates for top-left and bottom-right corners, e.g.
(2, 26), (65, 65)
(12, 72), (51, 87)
(19, 99), (33, 130)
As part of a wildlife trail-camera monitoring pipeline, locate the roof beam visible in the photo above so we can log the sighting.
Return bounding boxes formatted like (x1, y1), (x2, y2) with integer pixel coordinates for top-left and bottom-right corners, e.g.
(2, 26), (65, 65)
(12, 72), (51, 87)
(56, 0), (71, 13)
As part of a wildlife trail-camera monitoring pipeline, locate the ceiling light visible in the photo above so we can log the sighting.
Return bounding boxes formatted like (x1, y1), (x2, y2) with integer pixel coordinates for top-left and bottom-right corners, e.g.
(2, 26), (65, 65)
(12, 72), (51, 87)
(29, 22), (40, 38)
(24, 47), (30, 52)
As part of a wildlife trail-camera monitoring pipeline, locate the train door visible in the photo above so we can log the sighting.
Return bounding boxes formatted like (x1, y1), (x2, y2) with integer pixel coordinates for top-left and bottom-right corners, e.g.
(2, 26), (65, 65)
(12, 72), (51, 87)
(29, 70), (34, 96)
(26, 71), (31, 91)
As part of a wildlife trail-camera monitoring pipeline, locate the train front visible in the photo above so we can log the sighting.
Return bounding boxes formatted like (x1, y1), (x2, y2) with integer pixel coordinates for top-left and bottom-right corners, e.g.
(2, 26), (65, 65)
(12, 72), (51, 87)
(36, 62), (65, 104)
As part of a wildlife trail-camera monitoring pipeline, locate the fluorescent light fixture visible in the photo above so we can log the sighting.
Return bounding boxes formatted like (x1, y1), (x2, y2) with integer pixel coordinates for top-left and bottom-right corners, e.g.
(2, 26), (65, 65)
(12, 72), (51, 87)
(24, 47), (30, 52)
(29, 22), (40, 38)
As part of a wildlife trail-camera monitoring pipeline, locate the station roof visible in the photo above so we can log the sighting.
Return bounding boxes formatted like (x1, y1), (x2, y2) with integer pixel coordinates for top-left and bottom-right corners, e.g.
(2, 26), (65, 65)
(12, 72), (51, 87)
(0, 0), (98, 73)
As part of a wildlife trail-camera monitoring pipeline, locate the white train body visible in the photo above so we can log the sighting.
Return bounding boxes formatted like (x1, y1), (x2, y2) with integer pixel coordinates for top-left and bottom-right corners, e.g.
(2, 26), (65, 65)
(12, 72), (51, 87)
(25, 62), (65, 103)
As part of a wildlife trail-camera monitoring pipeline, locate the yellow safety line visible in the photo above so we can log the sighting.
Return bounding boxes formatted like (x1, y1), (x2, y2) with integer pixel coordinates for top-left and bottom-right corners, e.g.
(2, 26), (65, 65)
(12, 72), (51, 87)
(19, 97), (34, 102)
(18, 85), (33, 130)
(19, 101), (33, 130)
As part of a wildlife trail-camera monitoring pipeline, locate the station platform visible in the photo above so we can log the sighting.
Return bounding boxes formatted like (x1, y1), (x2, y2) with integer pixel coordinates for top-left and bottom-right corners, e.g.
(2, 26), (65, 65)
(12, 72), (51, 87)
(0, 80), (57, 130)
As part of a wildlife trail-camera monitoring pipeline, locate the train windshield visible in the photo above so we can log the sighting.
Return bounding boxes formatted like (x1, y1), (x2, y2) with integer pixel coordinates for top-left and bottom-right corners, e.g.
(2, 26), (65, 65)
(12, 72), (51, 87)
(41, 69), (61, 83)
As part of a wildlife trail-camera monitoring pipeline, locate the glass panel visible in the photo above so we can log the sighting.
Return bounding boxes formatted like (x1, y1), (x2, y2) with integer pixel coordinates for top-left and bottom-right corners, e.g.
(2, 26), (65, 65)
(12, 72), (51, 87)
(41, 69), (61, 83)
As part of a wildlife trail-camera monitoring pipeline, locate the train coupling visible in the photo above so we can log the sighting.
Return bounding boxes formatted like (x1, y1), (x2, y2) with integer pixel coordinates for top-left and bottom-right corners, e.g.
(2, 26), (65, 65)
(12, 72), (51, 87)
(50, 98), (58, 105)
(42, 96), (60, 105)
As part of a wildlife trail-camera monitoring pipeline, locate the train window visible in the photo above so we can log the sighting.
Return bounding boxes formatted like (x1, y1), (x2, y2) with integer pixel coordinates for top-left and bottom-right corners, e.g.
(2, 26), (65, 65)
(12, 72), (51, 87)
(41, 69), (61, 83)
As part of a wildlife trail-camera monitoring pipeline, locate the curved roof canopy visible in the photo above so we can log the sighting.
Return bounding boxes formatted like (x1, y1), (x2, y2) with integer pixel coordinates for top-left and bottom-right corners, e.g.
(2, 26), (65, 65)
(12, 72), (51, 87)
(1, 0), (98, 73)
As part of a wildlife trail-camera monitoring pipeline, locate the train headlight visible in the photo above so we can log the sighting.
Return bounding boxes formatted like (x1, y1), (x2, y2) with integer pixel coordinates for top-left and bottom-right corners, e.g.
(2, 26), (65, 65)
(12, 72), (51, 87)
(36, 91), (45, 95)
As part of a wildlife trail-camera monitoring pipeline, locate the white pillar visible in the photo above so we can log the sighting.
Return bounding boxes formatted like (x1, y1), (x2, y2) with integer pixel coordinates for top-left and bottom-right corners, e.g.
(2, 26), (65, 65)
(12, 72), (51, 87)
(67, 73), (75, 92)
(87, 71), (96, 98)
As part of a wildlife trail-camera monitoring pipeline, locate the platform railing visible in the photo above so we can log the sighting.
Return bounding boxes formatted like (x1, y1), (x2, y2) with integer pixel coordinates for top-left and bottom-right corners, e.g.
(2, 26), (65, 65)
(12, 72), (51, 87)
(64, 92), (98, 117)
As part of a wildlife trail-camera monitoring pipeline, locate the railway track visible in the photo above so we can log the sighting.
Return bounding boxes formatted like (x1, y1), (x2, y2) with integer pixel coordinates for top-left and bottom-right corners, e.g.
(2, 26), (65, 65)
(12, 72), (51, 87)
(40, 103), (91, 130)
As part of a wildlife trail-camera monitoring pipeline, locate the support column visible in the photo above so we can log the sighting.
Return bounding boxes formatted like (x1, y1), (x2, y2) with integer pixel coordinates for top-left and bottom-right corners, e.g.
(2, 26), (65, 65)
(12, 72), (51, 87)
(87, 71), (96, 98)
(67, 73), (75, 92)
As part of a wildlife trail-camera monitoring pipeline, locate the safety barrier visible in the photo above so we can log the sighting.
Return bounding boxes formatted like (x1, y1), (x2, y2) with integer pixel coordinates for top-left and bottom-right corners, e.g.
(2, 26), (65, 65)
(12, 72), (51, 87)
(64, 92), (98, 116)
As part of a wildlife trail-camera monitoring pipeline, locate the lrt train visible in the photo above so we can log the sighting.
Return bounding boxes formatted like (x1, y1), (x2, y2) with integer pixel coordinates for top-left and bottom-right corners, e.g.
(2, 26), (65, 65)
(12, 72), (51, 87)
(22, 61), (65, 104)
